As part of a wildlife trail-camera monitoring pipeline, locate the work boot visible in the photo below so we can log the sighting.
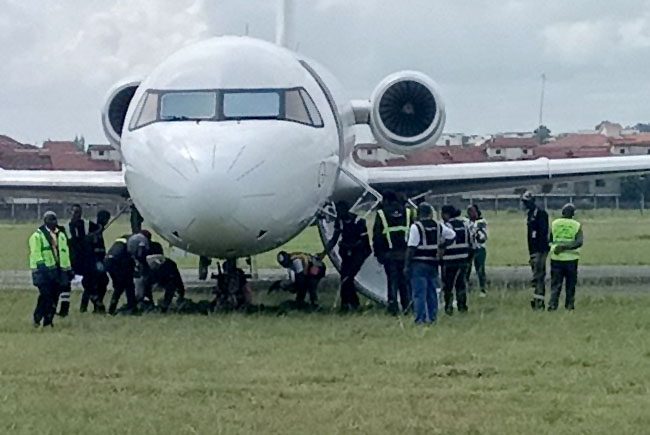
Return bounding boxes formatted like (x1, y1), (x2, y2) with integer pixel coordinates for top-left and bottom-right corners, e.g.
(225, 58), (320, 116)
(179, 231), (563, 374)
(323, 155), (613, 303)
(530, 299), (545, 311)
(444, 305), (454, 316)
(58, 302), (70, 317)
(387, 302), (399, 316)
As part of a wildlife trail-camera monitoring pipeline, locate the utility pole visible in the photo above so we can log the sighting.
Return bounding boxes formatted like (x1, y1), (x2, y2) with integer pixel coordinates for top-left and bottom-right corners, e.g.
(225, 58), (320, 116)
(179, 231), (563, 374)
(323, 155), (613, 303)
(538, 73), (546, 127)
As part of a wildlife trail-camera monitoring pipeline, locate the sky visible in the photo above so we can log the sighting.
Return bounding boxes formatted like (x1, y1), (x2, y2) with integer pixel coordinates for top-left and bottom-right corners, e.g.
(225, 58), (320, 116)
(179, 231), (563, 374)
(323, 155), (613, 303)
(1, 0), (650, 145)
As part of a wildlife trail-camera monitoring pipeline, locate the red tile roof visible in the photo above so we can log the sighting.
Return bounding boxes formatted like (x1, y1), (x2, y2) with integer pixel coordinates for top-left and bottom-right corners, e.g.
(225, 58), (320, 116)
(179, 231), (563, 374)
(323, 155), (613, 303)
(612, 133), (650, 146)
(485, 136), (538, 149)
(548, 134), (611, 148)
(0, 135), (121, 171)
(354, 144), (489, 167)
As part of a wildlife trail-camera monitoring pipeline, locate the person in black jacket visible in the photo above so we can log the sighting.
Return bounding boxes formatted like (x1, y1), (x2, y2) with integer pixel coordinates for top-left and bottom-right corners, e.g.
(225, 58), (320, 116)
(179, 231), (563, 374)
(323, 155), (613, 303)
(146, 241), (186, 313)
(105, 235), (137, 315)
(521, 191), (550, 310)
(373, 191), (413, 315)
(326, 201), (371, 312)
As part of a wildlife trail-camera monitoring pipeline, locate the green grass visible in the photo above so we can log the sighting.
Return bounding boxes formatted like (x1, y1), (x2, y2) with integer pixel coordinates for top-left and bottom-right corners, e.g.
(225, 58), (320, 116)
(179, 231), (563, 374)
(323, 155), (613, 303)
(4, 209), (650, 270)
(1, 285), (649, 434)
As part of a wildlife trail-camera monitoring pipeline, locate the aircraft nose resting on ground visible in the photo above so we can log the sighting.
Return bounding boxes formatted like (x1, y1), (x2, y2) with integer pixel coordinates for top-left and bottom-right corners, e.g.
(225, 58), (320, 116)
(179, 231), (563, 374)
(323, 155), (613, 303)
(123, 121), (337, 258)
(104, 37), (341, 257)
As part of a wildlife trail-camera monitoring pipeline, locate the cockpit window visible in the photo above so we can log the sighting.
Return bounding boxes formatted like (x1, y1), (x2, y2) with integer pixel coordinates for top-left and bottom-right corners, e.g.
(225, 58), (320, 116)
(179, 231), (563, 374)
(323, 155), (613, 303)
(129, 87), (324, 131)
(223, 91), (280, 119)
(129, 92), (159, 130)
(160, 92), (216, 120)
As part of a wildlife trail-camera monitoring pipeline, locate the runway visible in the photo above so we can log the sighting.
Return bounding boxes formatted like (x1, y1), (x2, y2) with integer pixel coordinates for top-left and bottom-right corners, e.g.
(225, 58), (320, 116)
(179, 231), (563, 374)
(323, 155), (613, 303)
(1, 266), (649, 291)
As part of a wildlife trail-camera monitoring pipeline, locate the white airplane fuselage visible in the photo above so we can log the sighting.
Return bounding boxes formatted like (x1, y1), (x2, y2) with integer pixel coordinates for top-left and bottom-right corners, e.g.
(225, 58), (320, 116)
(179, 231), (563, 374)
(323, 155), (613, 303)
(119, 37), (355, 258)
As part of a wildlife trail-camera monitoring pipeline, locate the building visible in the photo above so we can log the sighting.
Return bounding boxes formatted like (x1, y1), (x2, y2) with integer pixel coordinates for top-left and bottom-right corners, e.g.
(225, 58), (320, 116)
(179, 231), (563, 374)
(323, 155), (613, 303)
(0, 135), (121, 171)
(88, 144), (120, 161)
(610, 134), (650, 156)
(484, 136), (537, 160)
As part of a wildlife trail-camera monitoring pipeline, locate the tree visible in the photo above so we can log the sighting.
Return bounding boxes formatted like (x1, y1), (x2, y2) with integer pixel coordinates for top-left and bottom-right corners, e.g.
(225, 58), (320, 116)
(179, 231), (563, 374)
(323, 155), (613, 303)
(620, 176), (650, 201)
(534, 125), (551, 144)
(634, 123), (650, 133)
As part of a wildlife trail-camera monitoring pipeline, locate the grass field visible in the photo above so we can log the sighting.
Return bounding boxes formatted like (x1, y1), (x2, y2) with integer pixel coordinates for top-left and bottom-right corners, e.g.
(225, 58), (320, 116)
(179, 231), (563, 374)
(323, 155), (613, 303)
(1, 284), (649, 434)
(3, 209), (650, 270)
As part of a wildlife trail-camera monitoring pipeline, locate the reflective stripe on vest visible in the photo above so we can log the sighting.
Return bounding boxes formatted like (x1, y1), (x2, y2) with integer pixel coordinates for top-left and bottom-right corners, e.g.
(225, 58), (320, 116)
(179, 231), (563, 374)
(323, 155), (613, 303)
(550, 218), (581, 261)
(413, 220), (440, 262)
(443, 218), (470, 261)
(377, 209), (412, 250)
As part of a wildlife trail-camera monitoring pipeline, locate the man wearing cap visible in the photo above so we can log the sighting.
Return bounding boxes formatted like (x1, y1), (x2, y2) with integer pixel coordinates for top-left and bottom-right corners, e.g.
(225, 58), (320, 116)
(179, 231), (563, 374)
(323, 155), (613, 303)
(28, 211), (73, 328)
(521, 191), (550, 310)
(549, 204), (583, 311)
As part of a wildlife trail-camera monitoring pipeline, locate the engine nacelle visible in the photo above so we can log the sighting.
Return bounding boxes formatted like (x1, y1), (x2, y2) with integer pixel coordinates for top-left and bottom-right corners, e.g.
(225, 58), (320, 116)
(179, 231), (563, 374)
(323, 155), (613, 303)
(101, 78), (141, 148)
(369, 71), (445, 155)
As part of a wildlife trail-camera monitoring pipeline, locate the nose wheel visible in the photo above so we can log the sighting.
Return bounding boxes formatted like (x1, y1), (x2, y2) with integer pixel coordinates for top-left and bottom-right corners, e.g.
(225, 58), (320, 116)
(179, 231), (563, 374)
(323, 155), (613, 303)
(208, 258), (254, 311)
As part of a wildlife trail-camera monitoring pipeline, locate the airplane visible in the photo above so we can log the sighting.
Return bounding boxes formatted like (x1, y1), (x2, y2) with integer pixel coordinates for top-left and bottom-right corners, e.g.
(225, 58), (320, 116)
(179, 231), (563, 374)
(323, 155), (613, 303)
(3, 0), (650, 302)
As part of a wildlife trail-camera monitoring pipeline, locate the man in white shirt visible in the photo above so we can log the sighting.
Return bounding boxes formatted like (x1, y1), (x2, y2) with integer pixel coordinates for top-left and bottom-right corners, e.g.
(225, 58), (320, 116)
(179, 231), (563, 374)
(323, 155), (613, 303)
(404, 203), (456, 324)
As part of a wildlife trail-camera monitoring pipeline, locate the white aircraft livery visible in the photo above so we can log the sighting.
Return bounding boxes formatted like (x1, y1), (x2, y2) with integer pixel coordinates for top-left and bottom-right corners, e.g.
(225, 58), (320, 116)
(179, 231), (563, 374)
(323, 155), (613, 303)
(3, 0), (650, 301)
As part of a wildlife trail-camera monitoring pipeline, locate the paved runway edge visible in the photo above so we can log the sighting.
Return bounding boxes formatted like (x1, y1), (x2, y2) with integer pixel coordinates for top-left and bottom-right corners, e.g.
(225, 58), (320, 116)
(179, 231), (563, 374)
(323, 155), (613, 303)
(1, 266), (650, 291)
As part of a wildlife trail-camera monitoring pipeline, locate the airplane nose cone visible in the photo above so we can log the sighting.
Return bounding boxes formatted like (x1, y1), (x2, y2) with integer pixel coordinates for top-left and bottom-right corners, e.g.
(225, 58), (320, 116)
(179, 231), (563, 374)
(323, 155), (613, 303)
(183, 172), (247, 253)
(187, 172), (241, 221)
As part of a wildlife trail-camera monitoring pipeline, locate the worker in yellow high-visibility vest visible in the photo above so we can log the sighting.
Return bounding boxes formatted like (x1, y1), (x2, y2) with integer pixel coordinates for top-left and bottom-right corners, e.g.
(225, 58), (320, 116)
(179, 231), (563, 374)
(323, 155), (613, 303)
(28, 211), (73, 328)
(372, 191), (415, 315)
(549, 203), (584, 311)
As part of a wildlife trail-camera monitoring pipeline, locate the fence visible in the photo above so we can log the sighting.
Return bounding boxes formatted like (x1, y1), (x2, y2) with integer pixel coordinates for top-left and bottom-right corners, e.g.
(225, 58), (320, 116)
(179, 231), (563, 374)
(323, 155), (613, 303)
(425, 193), (649, 213)
(0, 200), (125, 222)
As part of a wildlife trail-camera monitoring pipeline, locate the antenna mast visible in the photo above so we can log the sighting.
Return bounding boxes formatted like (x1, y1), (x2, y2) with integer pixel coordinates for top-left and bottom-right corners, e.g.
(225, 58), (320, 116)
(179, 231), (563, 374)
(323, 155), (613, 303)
(538, 73), (546, 126)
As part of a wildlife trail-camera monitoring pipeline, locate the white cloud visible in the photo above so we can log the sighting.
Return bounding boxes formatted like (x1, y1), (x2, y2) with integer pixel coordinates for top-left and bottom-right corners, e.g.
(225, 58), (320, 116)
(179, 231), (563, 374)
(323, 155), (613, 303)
(2, 0), (650, 143)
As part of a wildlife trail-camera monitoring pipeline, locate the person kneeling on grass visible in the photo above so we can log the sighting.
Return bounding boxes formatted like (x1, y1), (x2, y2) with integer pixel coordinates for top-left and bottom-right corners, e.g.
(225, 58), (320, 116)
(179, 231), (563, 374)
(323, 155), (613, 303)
(272, 251), (326, 309)
(146, 241), (186, 313)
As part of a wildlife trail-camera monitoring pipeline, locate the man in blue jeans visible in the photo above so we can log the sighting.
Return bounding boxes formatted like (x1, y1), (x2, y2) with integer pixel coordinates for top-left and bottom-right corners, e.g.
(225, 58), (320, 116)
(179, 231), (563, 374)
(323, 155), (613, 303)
(404, 203), (456, 324)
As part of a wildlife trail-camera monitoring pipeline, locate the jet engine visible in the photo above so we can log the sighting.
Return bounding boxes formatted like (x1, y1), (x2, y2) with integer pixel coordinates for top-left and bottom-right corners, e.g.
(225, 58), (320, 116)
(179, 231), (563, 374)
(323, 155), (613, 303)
(101, 79), (141, 148)
(369, 71), (445, 155)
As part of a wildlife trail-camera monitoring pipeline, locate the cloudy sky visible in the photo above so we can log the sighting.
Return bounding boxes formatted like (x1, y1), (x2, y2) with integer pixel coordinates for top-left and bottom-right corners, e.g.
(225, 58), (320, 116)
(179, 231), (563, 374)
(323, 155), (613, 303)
(1, 0), (650, 145)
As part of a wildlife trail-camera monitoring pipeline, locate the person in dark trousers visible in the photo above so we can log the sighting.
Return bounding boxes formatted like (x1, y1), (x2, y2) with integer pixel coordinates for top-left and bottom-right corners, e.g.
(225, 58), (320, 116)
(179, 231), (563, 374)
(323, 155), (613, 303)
(440, 205), (473, 315)
(521, 191), (550, 310)
(84, 210), (111, 313)
(326, 201), (371, 312)
(29, 211), (73, 328)
(127, 230), (154, 309)
(105, 235), (137, 315)
(373, 191), (414, 315)
(67, 203), (93, 313)
(276, 251), (325, 308)
(404, 203), (456, 324)
(466, 204), (489, 297)
(549, 203), (584, 311)
(146, 241), (186, 312)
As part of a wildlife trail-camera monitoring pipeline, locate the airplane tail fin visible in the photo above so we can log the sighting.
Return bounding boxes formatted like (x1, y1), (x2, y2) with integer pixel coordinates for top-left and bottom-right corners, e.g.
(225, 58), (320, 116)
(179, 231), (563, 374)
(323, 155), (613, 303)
(275, 0), (295, 48)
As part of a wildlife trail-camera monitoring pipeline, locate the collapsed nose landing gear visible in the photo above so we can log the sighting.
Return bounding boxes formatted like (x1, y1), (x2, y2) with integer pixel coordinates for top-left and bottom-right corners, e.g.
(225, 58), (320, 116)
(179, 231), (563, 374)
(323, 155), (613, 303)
(208, 257), (254, 312)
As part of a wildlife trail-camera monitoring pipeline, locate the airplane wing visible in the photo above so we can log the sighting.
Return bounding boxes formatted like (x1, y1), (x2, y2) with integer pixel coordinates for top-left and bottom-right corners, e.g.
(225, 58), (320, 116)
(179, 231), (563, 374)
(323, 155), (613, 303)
(347, 155), (650, 195)
(0, 169), (128, 197)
